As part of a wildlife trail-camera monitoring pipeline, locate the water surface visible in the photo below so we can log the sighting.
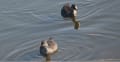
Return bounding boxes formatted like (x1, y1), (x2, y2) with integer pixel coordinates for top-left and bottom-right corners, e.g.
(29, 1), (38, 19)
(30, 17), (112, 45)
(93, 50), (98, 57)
(0, 0), (120, 61)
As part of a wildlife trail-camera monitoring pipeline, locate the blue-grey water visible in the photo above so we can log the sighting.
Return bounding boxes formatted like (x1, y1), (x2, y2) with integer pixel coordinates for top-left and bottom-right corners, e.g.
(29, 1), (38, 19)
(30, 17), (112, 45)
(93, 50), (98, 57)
(0, 0), (120, 61)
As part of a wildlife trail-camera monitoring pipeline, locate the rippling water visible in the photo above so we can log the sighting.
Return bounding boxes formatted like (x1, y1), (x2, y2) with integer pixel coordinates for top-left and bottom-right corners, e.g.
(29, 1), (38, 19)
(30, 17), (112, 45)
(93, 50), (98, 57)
(0, 0), (120, 61)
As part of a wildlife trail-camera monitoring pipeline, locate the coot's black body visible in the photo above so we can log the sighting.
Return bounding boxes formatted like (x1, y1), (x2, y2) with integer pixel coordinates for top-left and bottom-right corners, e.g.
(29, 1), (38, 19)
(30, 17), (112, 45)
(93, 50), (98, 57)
(61, 3), (78, 18)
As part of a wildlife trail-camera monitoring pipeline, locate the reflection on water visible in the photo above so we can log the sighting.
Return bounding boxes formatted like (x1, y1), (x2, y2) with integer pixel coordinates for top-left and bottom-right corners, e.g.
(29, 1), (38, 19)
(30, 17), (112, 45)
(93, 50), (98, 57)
(73, 21), (80, 30)
(45, 55), (51, 62)
(0, 0), (120, 61)
(71, 16), (80, 30)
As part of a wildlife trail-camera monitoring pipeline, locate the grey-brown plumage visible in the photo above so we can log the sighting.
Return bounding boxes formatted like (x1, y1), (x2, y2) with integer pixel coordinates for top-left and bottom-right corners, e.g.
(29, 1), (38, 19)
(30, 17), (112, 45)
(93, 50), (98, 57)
(40, 38), (58, 61)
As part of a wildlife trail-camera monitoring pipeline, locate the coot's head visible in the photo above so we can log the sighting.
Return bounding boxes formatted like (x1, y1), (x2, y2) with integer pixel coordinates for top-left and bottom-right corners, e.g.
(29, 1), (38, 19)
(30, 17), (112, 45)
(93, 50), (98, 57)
(71, 4), (78, 10)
